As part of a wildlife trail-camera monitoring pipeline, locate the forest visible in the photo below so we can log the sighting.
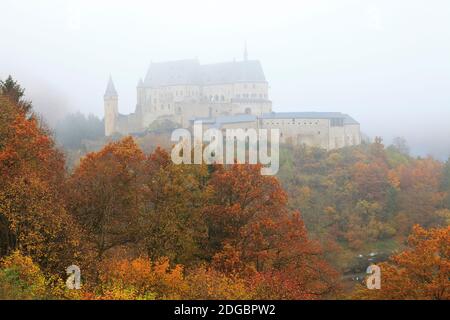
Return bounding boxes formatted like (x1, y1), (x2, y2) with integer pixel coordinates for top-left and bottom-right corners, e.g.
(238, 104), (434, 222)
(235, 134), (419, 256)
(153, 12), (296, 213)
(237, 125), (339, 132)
(0, 77), (448, 300)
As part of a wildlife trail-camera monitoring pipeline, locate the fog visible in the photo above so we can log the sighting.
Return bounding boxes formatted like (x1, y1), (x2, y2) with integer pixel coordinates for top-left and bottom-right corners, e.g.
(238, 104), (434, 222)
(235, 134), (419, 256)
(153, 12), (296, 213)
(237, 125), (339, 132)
(1, 0), (449, 159)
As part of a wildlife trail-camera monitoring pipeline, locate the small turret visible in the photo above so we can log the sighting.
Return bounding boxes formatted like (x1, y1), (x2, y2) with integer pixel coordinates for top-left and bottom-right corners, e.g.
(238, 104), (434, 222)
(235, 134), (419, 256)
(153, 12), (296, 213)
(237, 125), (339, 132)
(104, 75), (118, 98)
(104, 76), (118, 136)
(243, 41), (248, 61)
(136, 78), (145, 116)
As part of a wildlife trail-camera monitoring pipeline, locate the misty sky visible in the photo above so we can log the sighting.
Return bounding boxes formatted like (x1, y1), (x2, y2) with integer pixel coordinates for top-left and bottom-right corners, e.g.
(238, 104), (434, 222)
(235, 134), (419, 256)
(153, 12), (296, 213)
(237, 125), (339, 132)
(1, 0), (449, 158)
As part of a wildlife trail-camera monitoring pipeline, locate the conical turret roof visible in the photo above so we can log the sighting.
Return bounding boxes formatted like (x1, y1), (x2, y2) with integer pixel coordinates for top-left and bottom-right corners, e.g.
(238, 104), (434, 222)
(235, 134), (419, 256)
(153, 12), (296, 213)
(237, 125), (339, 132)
(104, 76), (118, 97)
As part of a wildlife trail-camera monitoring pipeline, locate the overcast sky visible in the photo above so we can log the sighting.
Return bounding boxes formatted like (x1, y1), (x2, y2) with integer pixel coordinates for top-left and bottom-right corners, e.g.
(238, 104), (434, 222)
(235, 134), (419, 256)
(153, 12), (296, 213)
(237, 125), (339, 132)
(1, 0), (449, 158)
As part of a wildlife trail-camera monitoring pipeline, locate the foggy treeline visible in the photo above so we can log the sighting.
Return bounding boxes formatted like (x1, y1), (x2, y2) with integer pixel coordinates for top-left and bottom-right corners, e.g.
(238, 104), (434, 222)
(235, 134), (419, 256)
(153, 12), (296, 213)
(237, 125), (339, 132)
(54, 112), (104, 149)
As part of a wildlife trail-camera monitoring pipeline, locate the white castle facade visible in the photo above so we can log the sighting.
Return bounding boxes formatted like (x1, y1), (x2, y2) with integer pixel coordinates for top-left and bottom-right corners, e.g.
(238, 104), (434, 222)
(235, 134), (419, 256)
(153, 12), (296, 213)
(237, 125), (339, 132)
(104, 53), (361, 151)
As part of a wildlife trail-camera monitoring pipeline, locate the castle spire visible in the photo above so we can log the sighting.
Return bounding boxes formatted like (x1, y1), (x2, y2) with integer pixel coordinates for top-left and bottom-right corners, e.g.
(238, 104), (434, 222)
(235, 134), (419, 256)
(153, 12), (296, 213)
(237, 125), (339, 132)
(104, 75), (118, 98)
(243, 41), (248, 61)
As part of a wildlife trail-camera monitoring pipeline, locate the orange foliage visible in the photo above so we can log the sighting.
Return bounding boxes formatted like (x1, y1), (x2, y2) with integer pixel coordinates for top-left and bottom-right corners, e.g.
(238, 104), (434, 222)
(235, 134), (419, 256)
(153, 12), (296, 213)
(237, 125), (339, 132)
(352, 161), (390, 201)
(185, 266), (253, 300)
(355, 225), (450, 300)
(0, 96), (79, 273)
(205, 164), (340, 298)
(97, 257), (186, 299)
(66, 137), (145, 261)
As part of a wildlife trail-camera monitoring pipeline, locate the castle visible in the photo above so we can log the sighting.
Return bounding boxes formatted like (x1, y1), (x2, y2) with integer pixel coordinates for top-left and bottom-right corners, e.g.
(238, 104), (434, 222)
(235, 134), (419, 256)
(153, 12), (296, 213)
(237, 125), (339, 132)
(104, 52), (361, 151)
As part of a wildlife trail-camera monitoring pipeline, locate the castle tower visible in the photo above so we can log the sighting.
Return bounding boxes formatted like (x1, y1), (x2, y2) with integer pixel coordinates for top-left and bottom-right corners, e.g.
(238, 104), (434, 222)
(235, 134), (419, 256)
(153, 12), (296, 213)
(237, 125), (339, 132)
(243, 41), (248, 61)
(104, 76), (118, 136)
(136, 78), (144, 114)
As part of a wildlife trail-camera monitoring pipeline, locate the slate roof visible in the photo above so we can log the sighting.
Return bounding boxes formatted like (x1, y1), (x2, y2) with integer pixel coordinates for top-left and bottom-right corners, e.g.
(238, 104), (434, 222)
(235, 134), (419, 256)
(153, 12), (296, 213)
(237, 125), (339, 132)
(190, 112), (359, 126)
(261, 112), (359, 125)
(104, 76), (118, 97)
(200, 60), (266, 85)
(143, 59), (266, 87)
(190, 114), (257, 125)
(144, 59), (201, 87)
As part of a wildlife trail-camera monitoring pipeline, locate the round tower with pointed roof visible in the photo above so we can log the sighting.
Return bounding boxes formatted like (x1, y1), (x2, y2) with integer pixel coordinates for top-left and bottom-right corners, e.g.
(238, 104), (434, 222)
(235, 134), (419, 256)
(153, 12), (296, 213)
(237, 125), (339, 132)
(104, 76), (118, 136)
(136, 77), (145, 116)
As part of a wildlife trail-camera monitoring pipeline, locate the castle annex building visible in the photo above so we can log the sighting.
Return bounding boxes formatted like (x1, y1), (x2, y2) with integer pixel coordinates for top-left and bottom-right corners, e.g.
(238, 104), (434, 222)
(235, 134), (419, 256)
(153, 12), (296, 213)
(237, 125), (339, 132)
(104, 54), (361, 151)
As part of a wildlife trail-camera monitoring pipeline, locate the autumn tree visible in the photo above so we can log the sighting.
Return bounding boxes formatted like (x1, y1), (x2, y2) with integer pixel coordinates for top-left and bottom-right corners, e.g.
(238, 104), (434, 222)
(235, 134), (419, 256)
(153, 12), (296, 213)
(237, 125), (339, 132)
(96, 256), (186, 300)
(0, 95), (80, 274)
(352, 161), (390, 202)
(205, 164), (340, 298)
(185, 266), (253, 300)
(0, 251), (80, 300)
(354, 225), (449, 300)
(248, 211), (340, 299)
(441, 158), (450, 209)
(66, 137), (145, 262)
(140, 147), (208, 265)
(395, 158), (445, 231)
(204, 164), (288, 267)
